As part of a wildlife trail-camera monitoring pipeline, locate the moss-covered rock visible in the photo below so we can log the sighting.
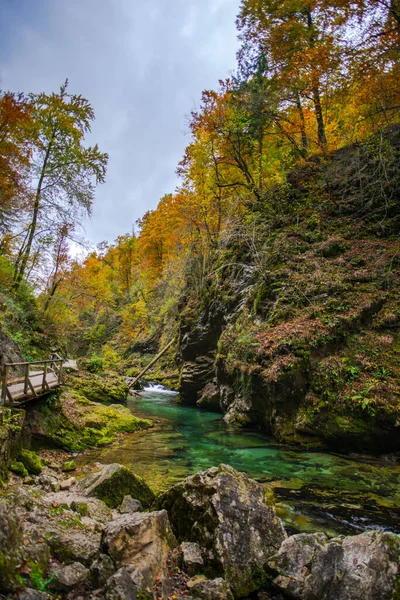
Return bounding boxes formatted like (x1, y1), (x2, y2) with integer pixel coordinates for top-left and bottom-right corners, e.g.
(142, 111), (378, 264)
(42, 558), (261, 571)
(79, 463), (155, 508)
(70, 501), (89, 516)
(178, 207), (400, 453)
(9, 460), (28, 477)
(70, 371), (129, 404)
(19, 449), (43, 475)
(25, 390), (152, 452)
(62, 460), (76, 472)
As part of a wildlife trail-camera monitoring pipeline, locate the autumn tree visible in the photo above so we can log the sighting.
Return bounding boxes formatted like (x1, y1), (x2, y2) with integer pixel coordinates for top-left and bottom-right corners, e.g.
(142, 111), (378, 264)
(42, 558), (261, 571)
(0, 91), (32, 234)
(14, 80), (108, 285)
(237, 0), (352, 150)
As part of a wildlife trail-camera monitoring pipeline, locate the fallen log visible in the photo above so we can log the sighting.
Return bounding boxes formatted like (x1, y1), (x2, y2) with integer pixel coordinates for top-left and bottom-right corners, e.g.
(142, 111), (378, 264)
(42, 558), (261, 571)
(128, 337), (176, 390)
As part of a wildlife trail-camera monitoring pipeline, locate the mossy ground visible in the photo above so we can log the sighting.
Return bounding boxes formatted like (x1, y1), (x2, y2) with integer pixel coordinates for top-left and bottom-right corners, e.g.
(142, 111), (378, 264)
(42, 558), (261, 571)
(34, 388), (152, 452)
(89, 465), (155, 508)
(68, 371), (129, 403)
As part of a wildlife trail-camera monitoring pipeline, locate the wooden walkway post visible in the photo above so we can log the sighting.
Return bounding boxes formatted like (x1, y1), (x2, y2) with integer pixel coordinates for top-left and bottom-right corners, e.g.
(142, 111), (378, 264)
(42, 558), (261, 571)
(1, 365), (8, 406)
(1, 353), (64, 406)
(23, 364), (29, 396)
(42, 363), (48, 391)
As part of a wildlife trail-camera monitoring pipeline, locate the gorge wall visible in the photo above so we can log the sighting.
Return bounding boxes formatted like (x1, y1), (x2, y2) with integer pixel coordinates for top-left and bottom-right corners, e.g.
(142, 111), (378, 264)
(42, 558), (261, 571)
(178, 129), (400, 454)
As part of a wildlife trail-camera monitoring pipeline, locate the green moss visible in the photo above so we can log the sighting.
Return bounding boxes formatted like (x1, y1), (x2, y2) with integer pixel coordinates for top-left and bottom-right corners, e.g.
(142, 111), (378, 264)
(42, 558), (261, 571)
(70, 371), (129, 404)
(71, 501), (89, 516)
(35, 390), (152, 452)
(62, 460), (76, 472)
(264, 486), (276, 508)
(332, 415), (370, 434)
(9, 461), (28, 478)
(90, 466), (155, 508)
(19, 450), (42, 475)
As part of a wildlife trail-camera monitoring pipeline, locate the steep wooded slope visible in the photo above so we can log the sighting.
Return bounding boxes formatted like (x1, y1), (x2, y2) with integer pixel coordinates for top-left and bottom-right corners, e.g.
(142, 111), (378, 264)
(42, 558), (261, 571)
(178, 127), (400, 453)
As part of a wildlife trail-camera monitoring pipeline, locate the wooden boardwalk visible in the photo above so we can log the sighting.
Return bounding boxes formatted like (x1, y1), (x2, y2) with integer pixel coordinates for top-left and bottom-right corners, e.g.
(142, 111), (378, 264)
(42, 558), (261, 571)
(1, 354), (64, 407)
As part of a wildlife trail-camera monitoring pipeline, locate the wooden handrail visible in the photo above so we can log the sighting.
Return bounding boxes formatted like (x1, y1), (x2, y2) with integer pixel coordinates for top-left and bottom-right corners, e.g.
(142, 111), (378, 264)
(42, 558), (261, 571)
(1, 353), (65, 406)
(4, 358), (63, 367)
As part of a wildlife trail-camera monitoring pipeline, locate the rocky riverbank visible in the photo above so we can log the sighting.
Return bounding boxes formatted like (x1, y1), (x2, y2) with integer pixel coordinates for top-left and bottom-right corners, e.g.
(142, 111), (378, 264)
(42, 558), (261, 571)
(1, 463), (399, 600)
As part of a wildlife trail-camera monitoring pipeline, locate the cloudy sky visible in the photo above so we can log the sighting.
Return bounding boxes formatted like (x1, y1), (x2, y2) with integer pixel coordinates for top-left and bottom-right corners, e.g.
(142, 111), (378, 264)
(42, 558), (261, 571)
(0, 0), (240, 246)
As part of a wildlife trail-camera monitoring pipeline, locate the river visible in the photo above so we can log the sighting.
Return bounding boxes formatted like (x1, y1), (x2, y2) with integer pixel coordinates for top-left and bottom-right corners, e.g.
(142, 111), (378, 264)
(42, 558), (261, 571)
(77, 386), (400, 537)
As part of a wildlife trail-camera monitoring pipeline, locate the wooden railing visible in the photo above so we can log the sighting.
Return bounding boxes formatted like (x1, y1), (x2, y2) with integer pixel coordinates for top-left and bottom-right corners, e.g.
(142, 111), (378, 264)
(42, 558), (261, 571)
(1, 353), (64, 406)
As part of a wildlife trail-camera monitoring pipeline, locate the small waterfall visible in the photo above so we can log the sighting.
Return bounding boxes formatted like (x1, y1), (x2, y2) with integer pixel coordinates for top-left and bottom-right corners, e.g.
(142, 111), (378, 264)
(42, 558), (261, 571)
(142, 382), (179, 396)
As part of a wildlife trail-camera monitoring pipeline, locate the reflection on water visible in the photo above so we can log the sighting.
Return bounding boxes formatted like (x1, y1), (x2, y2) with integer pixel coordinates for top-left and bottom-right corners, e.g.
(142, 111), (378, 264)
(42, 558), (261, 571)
(77, 391), (400, 536)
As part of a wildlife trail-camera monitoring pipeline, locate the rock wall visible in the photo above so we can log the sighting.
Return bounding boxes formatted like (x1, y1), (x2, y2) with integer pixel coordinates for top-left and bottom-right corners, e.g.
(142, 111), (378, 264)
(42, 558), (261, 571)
(0, 330), (24, 376)
(0, 409), (25, 477)
(178, 298), (226, 406)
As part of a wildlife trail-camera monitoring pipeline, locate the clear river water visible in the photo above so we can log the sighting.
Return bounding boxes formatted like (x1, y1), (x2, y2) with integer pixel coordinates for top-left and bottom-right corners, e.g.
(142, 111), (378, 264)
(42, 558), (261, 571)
(77, 386), (400, 537)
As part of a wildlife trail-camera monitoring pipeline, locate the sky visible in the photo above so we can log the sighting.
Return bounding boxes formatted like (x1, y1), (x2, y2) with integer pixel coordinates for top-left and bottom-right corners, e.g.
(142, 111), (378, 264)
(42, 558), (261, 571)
(0, 0), (240, 247)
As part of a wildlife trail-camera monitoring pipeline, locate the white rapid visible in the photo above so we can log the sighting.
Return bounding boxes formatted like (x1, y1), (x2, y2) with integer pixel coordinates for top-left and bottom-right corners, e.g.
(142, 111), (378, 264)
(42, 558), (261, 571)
(142, 382), (179, 396)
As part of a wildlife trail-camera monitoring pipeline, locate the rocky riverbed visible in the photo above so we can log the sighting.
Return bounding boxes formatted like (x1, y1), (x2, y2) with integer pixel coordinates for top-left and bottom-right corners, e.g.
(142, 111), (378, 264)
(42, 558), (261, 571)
(1, 462), (399, 600)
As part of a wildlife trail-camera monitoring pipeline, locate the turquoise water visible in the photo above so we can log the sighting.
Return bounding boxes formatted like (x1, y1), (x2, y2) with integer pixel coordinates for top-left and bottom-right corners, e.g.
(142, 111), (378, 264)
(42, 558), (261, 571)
(77, 391), (400, 536)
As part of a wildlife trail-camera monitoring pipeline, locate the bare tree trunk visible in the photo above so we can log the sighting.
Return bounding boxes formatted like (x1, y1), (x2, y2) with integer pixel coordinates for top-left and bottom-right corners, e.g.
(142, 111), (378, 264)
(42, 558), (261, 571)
(15, 130), (56, 285)
(128, 338), (176, 389)
(295, 91), (309, 156)
(305, 8), (328, 151)
(312, 80), (327, 150)
(43, 229), (66, 313)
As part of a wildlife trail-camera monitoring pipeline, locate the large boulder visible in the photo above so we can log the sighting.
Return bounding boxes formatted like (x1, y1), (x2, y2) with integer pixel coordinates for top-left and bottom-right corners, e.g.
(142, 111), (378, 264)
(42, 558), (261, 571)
(188, 577), (234, 600)
(37, 526), (101, 567)
(49, 561), (89, 592)
(104, 568), (137, 600)
(102, 510), (176, 590)
(43, 489), (113, 523)
(156, 465), (286, 598)
(267, 530), (400, 600)
(22, 503), (102, 567)
(181, 541), (204, 576)
(79, 463), (155, 508)
(70, 372), (129, 404)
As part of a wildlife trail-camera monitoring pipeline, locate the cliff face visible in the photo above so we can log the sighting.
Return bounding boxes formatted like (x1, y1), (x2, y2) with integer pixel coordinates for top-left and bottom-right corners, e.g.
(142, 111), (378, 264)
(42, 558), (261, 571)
(0, 410), (24, 478)
(178, 129), (400, 453)
(0, 332), (25, 475)
(0, 330), (24, 376)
